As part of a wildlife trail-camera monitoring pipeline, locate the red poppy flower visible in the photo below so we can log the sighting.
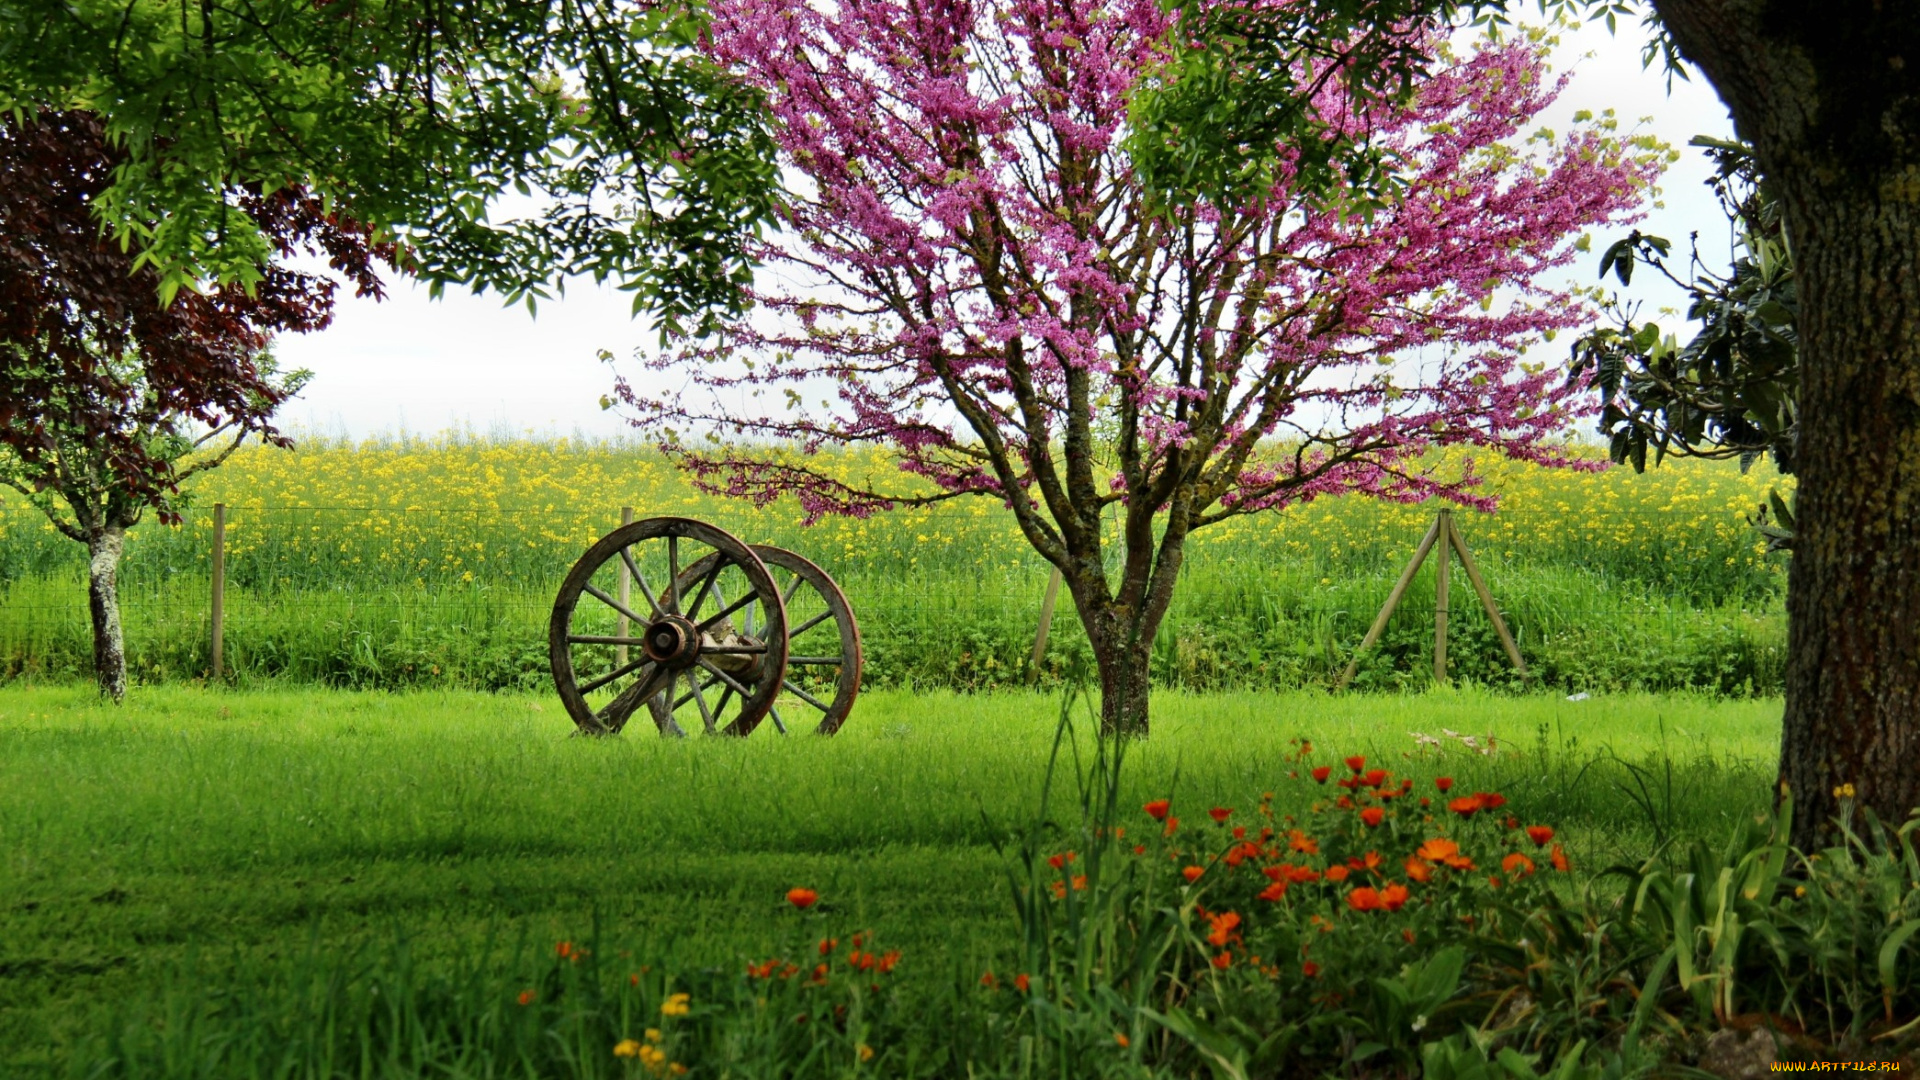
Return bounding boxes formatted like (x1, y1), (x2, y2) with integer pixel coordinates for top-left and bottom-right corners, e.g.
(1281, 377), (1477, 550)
(819, 937), (838, 956)
(1345, 755), (1366, 773)
(879, 950), (901, 974)
(980, 971), (996, 988)
(1014, 974), (1031, 993)
(1163, 816), (1180, 836)
(1419, 797), (1431, 808)
(1359, 807), (1385, 827)
(1325, 865), (1350, 883)
(1232, 825), (1246, 840)
(1503, 852), (1536, 876)
(1182, 865), (1205, 883)
(1362, 769), (1389, 789)
(1347, 886), (1382, 912)
(555, 941), (573, 958)
(1311, 765), (1332, 783)
(1133, 844), (1147, 855)
(1258, 881), (1288, 901)
(1449, 795), (1484, 817)
(517, 989), (536, 1006)
(1211, 951), (1233, 969)
(1143, 800), (1171, 821)
(1435, 777), (1454, 792)
(1380, 882), (1410, 911)
(1336, 795), (1354, 810)
(787, 887), (819, 909)
(1477, 792), (1508, 811)
(1303, 961), (1320, 978)
(1209, 807), (1233, 823)
(1550, 844), (1571, 872)
(1526, 825), (1555, 847)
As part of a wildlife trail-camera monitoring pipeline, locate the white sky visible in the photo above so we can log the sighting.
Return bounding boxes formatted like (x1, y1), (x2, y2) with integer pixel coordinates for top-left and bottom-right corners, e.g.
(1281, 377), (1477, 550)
(274, 18), (1737, 441)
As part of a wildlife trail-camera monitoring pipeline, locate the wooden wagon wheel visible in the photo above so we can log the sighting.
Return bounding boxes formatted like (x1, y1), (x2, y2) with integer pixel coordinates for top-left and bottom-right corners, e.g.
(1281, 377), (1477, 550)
(653, 545), (862, 736)
(549, 517), (788, 736)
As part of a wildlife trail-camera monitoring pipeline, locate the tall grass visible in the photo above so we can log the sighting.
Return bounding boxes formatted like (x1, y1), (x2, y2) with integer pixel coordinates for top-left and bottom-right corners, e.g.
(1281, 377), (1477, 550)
(0, 437), (1791, 693)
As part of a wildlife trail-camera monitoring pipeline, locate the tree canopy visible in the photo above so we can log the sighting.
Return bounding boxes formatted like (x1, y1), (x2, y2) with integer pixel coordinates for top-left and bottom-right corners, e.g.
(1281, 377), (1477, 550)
(0, 0), (781, 333)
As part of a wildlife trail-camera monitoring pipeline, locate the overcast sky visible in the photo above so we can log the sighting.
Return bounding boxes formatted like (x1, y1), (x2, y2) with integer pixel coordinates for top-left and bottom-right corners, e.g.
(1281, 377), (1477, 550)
(274, 18), (1738, 442)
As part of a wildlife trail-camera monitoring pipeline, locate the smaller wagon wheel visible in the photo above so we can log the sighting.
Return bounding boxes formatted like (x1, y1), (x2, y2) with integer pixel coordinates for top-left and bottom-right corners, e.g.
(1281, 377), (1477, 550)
(549, 517), (788, 737)
(653, 545), (862, 736)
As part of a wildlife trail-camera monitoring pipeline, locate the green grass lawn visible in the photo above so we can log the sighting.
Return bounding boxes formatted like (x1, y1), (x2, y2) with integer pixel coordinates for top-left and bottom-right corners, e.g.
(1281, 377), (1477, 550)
(0, 684), (1783, 1073)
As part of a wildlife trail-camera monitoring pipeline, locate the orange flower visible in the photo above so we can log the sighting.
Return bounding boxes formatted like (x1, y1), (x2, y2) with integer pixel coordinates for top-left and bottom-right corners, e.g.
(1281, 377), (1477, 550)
(1014, 974), (1031, 993)
(787, 887), (819, 909)
(1143, 799), (1171, 821)
(1347, 886), (1382, 911)
(1405, 855), (1433, 883)
(1163, 816), (1180, 837)
(1402, 928), (1417, 944)
(1477, 792), (1508, 811)
(1288, 830), (1319, 854)
(1435, 777), (1454, 792)
(1550, 844), (1571, 872)
(980, 971), (996, 988)
(1071, 875), (1088, 891)
(1258, 881), (1289, 901)
(1205, 911), (1242, 946)
(1380, 882), (1410, 911)
(1345, 755), (1366, 773)
(1133, 844), (1147, 855)
(1302, 961), (1321, 978)
(819, 937), (838, 955)
(1503, 852), (1536, 876)
(1182, 865), (1205, 883)
(1325, 865), (1350, 882)
(1351, 850), (1384, 874)
(1115, 1033), (1130, 1048)
(1211, 951), (1233, 969)
(1231, 825), (1246, 840)
(1209, 807), (1233, 823)
(812, 962), (830, 983)
(1311, 765), (1332, 783)
(1526, 825), (1555, 847)
(878, 950), (901, 974)
(1047, 852), (1076, 869)
(1449, 795), (1484, 817)
(517, 989), (536, 1006)
(1416, 838), (1460, 862)
(1359, 807), (1385, 827)
(556, 941), (573, 958)
(1362, 769), (1389, 789)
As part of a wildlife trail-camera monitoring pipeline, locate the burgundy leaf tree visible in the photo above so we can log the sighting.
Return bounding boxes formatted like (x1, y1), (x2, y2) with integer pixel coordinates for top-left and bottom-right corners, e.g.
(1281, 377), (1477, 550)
(0, 111), (387, 700)
(617, 4), (1665, 734)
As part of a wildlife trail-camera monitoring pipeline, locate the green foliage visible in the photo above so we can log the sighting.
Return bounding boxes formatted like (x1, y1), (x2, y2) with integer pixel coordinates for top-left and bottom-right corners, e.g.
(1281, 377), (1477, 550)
(0, 1), (780, 331)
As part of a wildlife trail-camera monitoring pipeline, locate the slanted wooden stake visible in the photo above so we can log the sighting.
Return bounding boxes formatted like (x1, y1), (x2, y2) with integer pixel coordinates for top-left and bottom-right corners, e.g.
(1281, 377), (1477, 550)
(1335, 510), (1526, 690)
(210, 502), (226, 681)
(616, 506), (635, 669)
(1029, 567), (1063, 683)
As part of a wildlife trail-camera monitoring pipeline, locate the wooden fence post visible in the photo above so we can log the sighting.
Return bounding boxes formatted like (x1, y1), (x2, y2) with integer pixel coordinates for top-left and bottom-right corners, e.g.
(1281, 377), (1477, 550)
(1448, 515), (1528, 682)
(1029, 567), (1063, 683)
(1433, 509), (1451, 684)
(210, 502), (226, 681)
(616, 506), (635, 669)
(1335, 515), (1443, 690)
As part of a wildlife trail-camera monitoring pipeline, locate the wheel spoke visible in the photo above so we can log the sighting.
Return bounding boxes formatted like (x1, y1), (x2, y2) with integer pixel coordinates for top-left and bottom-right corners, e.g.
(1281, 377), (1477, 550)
(788, 610), (833, 637)
(696, 658), (758, 704)
(569, 634), (648, 646)
(672, 674), (720, 709)
(618, 546), (665, 618)
(682, 557), (728, 621)
(698, 590), (757, 633)
(579, 655), (653, 696)
(787, 656), (844, 665)
(582, 582), (648, 626)
(598, 664), (672, 731)
(687, 671), (717, 735)
(769, 704), (788, 735)
(702, 643), (769, 654)
(782, 679), (833, 713)
(782, 570), (806, 606)
(667, 535), (680, 613)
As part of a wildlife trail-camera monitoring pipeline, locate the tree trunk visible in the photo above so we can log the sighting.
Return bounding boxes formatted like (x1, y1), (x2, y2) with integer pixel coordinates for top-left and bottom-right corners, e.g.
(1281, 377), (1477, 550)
(1774, 186), (1920, 847)
(1092, 624), (1154, 738)
(1649, 0), (1920, 850)
(87, 525), (128, 702)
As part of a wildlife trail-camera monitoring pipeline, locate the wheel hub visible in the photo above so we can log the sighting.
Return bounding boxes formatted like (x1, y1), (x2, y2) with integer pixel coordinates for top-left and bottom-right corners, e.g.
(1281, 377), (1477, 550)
(644, 615), (701, 666)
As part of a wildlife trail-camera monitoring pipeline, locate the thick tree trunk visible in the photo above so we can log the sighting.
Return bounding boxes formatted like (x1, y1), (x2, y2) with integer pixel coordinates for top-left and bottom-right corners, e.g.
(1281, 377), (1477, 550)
(1092, 623), (1155, 738)
(87, 525), (128, 702)
(1774, 189), (1920, 846)
(1649, 0), (1920, 849)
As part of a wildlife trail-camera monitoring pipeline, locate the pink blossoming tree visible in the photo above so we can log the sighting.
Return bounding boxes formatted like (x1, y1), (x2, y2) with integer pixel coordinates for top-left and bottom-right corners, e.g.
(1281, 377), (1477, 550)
(616, 1), (1665, 735)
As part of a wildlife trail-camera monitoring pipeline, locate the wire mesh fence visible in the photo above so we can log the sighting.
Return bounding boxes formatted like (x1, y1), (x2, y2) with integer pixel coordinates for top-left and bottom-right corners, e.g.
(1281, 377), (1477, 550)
(0, 498), (1789, 696)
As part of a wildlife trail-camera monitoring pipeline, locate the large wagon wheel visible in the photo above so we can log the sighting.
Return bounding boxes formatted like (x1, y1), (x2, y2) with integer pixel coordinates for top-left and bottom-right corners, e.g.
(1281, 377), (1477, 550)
(652, 545), (862, 736)
(549, 517), (788, 736)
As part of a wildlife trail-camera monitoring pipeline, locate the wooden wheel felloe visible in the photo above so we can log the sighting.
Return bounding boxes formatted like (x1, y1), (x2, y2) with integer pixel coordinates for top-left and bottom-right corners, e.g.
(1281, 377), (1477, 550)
(655, 544), (862, 736)
(549, 517), (789, 736)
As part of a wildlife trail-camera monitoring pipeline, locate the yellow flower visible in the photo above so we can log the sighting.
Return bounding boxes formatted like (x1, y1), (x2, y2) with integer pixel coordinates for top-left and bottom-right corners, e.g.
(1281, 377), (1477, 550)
(660, 992), (691, 1017)
(614, 1039), (643, 1058)
(858, 1044), (875, 1062)
(645, 1028), (662, 1043)
(1834, 783), (1857, 800)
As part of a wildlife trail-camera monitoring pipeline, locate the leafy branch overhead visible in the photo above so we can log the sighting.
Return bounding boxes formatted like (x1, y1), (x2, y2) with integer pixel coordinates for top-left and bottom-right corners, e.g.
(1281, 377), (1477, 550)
(0, 0), (782, 334)
(1570, 137), (1796, 477)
